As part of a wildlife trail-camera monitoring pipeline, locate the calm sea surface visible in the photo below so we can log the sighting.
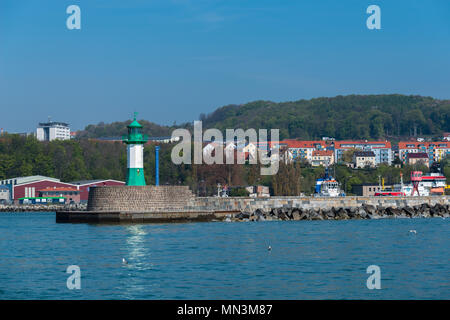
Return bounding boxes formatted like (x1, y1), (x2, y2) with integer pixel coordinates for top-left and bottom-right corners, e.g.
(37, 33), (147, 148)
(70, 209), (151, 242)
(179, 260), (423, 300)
(0, 212), (448, 299)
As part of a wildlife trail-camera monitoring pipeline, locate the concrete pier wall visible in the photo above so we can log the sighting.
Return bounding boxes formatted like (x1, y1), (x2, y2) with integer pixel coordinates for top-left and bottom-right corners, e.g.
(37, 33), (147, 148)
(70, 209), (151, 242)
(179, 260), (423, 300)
(190, 196), (450, 213)
(87, 186), (196, 212)
(55, 185), (449, 223)
(87, 185), (449, 213)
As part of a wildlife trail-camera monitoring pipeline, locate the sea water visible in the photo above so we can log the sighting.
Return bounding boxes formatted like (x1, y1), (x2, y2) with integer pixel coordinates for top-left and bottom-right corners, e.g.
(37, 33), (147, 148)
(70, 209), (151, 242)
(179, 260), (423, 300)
(0, 212), (448, 299)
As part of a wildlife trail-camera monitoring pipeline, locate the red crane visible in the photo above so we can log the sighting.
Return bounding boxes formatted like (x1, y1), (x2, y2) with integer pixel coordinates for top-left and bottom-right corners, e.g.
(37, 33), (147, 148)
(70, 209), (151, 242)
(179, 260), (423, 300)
(410, 171), (423, 196)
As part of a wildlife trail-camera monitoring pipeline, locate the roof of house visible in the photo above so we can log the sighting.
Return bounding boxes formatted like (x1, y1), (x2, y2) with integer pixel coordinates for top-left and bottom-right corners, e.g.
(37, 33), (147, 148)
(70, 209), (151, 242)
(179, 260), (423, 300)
(354, 151), (375, 157)
(70, 179), (125, 186)
(334, 140), (391, 149)
(406, 152), (429, 159)
(281, 140), (327, 149)
(1, 175), (61, 185)
(398, 141), (450, 149)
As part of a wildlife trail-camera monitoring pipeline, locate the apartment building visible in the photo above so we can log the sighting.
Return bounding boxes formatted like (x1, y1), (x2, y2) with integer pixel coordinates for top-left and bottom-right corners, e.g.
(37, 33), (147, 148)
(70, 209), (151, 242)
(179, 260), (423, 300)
(398, 141), (450, 164)
(334, 140), (392, 165)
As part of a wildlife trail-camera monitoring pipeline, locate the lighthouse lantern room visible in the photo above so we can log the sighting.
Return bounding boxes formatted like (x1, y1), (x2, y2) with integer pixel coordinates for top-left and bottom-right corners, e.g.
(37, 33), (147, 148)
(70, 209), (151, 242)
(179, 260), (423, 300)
(122, 113), (148, 186)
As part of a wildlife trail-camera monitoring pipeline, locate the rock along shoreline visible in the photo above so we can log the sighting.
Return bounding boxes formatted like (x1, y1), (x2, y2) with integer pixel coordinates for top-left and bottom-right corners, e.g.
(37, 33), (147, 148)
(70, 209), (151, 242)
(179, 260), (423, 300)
(3, 201), (450, 223)
(0, 203), (87, 213)
(230, 202), (450, 222)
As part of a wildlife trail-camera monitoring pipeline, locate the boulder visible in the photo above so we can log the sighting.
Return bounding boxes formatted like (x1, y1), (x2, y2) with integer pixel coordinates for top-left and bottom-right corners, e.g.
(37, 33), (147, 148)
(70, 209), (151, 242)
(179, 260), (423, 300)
(363, 204), (376, 215)
(336, 208), (349, 220)
(285, 208), (293, 219)
(357, 207), (368, 219)
(299, 211), (309, 220)
(311, 213), (324, 220)
(292, 210), (301, 221)
(386, 207), (401, 216)
(324, 209), (335, 219)
(403, 206), (415, 217)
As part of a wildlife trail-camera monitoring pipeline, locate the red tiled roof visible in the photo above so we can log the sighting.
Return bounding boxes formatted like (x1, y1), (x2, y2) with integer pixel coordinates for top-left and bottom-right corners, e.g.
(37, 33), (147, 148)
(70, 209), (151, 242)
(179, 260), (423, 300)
(281, 140), (327, 149)
(398, 141), (450, 149)
(334, 140), (391, 149)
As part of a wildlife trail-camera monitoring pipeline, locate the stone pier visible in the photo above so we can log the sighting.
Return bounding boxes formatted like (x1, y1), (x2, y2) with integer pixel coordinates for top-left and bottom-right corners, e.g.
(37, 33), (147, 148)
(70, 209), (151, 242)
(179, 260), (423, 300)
(56, 185), (450, 223)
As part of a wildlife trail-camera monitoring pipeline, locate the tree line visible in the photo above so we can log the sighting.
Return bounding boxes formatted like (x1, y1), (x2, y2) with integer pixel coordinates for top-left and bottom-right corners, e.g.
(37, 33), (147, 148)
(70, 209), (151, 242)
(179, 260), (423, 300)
(1, 133), (448, 196)
(77, 95), (450, 141)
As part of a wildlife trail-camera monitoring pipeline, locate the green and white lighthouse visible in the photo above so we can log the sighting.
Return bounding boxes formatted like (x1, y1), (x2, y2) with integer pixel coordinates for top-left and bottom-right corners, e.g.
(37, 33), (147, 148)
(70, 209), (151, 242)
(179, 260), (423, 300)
(122, 113), (148, 186)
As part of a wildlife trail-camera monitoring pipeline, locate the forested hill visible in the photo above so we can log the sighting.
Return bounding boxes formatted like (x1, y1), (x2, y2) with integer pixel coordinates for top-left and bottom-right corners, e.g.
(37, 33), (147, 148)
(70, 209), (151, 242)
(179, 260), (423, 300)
(76, 120), (174, 139)
(200, 95), (450, 140)
(78, 95), (450, 140)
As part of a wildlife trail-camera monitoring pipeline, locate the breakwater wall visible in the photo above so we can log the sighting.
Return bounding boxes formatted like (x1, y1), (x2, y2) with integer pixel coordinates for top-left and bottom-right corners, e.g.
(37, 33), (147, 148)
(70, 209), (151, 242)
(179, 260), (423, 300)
(189, 196), (450, 221)
(87, 185), (196, 212)
(56, 184), (450, 222)
(190, 196), (449, 213)
(1, 203), (87, 212)
(201, 197), (450, 221)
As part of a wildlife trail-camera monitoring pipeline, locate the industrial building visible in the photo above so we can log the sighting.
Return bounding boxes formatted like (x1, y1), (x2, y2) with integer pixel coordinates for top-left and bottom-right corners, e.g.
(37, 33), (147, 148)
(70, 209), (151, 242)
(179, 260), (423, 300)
(352, 184), (384, 196)
(70, 180), (126, 202)
(0, 185), (11, 204)
(36, 121), (71, 141)
(0, 176), (125, 204)
(37, 187), (81, 204)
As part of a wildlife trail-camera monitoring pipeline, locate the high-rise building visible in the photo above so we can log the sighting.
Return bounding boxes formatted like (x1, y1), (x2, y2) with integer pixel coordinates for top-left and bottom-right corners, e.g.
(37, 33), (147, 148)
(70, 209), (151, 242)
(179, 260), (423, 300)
(36, 121), (71, 141)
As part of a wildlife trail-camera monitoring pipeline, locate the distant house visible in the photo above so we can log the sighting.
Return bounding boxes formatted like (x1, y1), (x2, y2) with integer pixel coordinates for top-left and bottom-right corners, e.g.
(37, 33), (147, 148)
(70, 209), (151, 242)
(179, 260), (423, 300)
(406, 152), (430, 168)
(353, 151), (376, 168)
(352, 184), (384, 196)
(242, 142), (258, 162)
(311, 150), (334, 167)
(245, 185), (270, 197)
(334, 140), (392, 165)
(280, 140), (327, 163)
(0, 185), (11, 204)
(242, 141), (282, 163)
(398, 141), (450, 164)
(443, 133), (450, 141)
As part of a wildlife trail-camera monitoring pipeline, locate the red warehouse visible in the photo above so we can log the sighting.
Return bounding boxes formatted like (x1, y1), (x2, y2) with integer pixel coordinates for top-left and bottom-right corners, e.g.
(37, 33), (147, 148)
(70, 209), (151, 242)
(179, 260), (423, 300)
(70, 180), (125, 202)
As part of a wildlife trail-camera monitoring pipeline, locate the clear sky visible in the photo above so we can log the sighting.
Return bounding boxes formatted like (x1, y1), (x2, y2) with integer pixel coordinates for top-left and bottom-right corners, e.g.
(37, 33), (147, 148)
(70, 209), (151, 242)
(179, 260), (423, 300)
(1, 0), (449, 132)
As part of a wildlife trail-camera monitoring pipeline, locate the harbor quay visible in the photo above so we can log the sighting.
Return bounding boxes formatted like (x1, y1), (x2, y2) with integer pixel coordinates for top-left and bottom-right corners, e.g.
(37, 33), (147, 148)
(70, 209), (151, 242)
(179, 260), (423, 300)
(55, 185), (450, 223)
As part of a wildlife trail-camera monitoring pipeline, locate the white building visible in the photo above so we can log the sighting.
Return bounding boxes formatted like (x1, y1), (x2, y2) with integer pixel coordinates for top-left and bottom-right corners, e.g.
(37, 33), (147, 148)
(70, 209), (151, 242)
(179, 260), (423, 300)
(36, 122), (71, 141)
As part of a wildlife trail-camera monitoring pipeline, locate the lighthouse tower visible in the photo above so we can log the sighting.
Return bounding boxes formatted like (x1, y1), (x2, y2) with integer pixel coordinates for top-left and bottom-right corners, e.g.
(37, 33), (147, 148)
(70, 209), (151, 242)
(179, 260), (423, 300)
(122, 113), (148, 186)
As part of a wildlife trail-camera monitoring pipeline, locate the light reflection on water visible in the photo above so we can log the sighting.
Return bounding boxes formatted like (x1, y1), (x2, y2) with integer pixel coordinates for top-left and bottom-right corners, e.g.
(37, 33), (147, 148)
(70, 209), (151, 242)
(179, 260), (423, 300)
(0, 212), (448, 299)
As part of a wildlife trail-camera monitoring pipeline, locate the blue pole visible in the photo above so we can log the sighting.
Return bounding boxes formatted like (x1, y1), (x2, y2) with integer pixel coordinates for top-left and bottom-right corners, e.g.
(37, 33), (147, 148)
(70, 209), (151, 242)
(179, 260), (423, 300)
(155, 146), (160, 186)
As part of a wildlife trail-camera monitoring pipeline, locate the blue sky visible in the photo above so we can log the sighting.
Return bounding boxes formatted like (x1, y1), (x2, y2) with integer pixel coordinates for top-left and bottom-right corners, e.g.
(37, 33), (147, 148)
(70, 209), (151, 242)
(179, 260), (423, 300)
(1, 0), (449, 132)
